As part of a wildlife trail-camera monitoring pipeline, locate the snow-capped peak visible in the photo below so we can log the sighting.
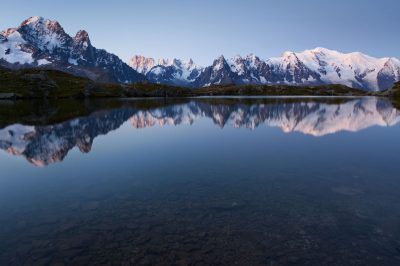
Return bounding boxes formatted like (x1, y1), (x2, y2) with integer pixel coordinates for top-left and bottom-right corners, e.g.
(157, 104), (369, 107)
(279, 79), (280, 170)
(288, 47), (397, 91)
(130, 55), (198, 72)
(74, 30), (90, 42)
(232, 54), (243, 61)
(213, 55), (228, 71)
(309, 47), (340, 54)
(1, 28), (17, 37)
(128, 55), (156, 74)
(187, 58), (194, 66)
(20, 16), (65, 35)
(227, 55), (246, 74)
(0, 16), (146, 83)
(129, 54), (203, 85)
(246, 53), (258, 62)
(73, 30), (91, 49)
(20, 16), (44, 27)
(13, 16), (70, 54)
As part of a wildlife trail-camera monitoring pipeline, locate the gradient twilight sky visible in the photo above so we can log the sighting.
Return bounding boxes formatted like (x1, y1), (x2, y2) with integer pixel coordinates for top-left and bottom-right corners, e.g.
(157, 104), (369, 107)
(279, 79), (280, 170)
(0, 0), (399, 65)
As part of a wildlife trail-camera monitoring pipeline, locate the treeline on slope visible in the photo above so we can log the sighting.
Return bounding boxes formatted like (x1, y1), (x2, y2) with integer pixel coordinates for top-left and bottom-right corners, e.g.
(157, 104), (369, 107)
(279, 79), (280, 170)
(0, 67), (191, 99)
(381, 81), (400, 98)
(0, 67), (395, 100)
(382, 81), (400, 108)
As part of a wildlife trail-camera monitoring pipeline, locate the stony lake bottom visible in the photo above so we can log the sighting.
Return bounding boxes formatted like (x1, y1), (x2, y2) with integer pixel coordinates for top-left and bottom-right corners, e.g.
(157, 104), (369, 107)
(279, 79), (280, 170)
(0, 96), (400, 265)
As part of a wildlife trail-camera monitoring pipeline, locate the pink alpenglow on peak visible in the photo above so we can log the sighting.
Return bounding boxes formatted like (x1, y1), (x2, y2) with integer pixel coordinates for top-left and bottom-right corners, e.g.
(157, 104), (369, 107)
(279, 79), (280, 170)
(130, 47), (400, 90)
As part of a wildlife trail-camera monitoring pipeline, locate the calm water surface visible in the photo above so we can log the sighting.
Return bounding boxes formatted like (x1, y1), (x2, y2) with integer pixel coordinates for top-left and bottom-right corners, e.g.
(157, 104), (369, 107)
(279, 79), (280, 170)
(0, 97), (400, 265)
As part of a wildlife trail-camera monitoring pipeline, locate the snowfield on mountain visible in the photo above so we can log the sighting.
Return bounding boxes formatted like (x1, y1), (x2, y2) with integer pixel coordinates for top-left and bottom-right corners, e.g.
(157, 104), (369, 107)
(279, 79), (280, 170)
(130, 48), (400, 91)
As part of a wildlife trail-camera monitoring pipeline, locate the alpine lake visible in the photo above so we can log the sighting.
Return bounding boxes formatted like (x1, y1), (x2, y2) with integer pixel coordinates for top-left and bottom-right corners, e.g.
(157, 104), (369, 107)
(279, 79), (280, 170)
(0, 96), (400, 265)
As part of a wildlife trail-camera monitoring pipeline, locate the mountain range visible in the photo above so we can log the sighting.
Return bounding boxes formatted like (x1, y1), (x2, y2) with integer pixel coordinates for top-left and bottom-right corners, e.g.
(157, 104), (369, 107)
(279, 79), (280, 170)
(1, 16), (400, 91)
(130, 49), (400, 91)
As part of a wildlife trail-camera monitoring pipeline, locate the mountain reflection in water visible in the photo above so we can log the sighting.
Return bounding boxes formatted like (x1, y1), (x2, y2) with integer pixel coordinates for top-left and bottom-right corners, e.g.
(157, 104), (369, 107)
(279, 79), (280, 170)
(0, 97), (399, 167)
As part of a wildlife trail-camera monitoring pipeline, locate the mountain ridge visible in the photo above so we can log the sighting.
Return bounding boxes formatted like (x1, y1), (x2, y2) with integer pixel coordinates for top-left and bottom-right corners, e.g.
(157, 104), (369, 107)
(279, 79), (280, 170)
(1, 16), (399, 91)
(129, 55), (203, 86)
(130, 48), (400, 91)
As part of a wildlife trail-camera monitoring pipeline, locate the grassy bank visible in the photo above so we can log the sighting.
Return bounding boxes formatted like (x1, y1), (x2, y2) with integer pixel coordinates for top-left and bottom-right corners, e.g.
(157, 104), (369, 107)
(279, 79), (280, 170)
(1, 67), (397, 99)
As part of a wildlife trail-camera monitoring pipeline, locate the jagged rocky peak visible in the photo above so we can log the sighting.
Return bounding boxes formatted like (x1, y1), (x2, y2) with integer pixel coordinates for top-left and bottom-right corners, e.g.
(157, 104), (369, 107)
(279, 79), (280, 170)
(171, 58), (198, 69)
(228, 55), (246, 75)
(157, 58), (168, 65)
(20, 16), (66, 35)
(20, 16), (43, 26)
(158, 58), (184, 67)
(384, 57), (400, 69)
(15, 16), (71, 54)
(246, 53), (258, 62)
(184, 58), (201, 71)
(213, 55), (228, 70)
(168, 58), (180, 67)
(0, 28), (16, 37)
(216, 54), (226, 61)
(281, 51), (301, 64)
(74, 30), (91, 46)
(232, 54), (243, 63)
(128, 55), (156, 74)
(129, 56), (185, 71)
(128, 54), (203, 86)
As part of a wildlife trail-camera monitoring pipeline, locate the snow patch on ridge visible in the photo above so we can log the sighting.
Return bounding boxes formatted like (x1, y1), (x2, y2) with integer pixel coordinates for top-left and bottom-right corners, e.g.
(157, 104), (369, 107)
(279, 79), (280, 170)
(37, 58), (51, 65)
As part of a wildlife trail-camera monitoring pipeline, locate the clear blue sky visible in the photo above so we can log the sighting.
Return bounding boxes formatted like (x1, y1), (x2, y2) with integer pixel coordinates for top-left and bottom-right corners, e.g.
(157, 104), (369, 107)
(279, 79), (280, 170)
(1, 0), (399, 65)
